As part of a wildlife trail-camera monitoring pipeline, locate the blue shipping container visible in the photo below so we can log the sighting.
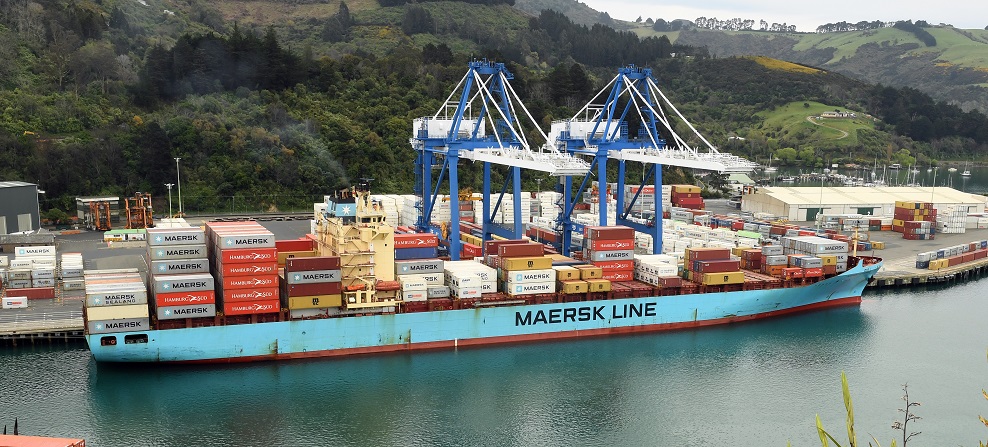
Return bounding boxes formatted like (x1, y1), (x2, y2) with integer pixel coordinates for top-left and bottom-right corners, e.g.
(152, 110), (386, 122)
(395, 247), (439, 260)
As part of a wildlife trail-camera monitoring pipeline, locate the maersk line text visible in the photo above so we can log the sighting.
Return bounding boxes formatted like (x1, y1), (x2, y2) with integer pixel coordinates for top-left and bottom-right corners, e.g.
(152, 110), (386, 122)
(514, 303), (657, 326)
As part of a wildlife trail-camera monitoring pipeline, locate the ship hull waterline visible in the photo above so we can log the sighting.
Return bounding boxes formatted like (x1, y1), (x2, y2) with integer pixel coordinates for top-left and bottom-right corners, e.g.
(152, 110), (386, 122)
(86, 260), (879, 363)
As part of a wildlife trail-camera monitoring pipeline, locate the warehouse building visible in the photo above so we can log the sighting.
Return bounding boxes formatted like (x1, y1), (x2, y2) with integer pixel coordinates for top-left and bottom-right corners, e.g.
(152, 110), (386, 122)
(742, 186), (987, 222)
(0, 181), (41, 234)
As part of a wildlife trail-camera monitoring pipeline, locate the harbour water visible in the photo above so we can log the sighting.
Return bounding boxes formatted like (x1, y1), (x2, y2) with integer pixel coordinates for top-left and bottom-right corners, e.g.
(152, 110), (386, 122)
(2, 279), (987, 446)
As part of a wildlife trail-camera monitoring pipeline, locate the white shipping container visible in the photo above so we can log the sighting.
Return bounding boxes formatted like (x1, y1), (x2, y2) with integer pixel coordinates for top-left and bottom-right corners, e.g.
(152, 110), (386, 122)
(2, 296), (29, 309)
(451, 285), (482, 299)
(86, 304), (149, 320)
(504, 269), (556, 285)
(506, 281), (556, 296)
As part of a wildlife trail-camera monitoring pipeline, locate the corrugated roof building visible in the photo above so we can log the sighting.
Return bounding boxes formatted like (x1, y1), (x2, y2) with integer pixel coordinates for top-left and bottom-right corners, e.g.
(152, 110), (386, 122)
(0, 181), (41, 234)
(742, 186), (987, 221)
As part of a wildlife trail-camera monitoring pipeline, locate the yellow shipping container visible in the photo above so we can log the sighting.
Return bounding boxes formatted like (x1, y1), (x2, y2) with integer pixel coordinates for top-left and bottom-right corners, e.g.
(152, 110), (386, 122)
(559, 280), (588, 294)
(892, 219), (905, 227)
(576, 265), (603, 280)
(502, 256), (553, 271)
(701, 271), (746, 286)
(819, 255), (837, 266)
(871, 241), (885, 250)
(553, 265), (580, 280)
(87, 304), (149, 321)
(278, 250), (317, 265)
(586, 278), (612, 292)
(288, 294), (343, 309)
(731, 247), (745, 258)
(672, 184), (701, 193)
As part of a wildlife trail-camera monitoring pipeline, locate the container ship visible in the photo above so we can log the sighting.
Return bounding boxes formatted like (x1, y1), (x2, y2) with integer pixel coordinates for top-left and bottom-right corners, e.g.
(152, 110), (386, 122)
(82, 185), (882, 363)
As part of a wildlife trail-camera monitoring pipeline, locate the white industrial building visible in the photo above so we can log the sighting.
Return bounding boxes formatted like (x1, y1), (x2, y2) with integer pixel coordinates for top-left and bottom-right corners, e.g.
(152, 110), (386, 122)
(742, 186), (988, 221)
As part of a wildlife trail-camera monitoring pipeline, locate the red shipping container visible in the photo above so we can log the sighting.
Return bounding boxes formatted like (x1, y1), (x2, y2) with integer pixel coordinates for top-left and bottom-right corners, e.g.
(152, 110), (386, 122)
(498, 243), (544, 258)
(584, 226), (635, 240)
(693, 259), (740, 273)
(804, 268), (824, 278)
(223, 287), (279, 303)
(224, 299), (280, 316)
(600, 270), (633, 281)
(731, 221), (744, 231)
(285, 256), (341, 272)
(222, 274), (279, 290)
(219, 262), (278, 277)
(484, 239), (529, 255)
(588, 238), (634, 251)
(658, 276), (682, 288)
(276, 238), (315, 252)
(670, 192), (699, 199)
(688, 247), (731, 261)
(782, 267), (805, 279)
(593, 260), (634, 271)
(462, 243), (482, 258)
(394, 233), (439, 249)
(822, 265), (837, 275)
(219, 247), (278, 264)
(284, 281), (342, 297)
(156, 290), (216, 306)
(11, 287), (55, 300)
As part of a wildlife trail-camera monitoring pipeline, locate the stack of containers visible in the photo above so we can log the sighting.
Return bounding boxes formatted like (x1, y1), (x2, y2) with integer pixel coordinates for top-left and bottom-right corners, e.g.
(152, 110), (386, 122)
(145, 227), (216, 324)
(282, 256), (343, 318)
(892, 201), (937, 240)
(488, 241), (555, 297)
(760, 245), (787, 277)
(738, 248), (762, 271)
(536, 191), (561, 220)
(84, 270), (150, 334)
(633, 254), (680, 287)
(780, 236), (849, 274)
(582, 226), (635, 281)
(3, 246), (57, 299)
(204, 222), (280, 318)
(445, 260), (496, 298)
(683, 247), (744, 286)
(60, 253), (85, 300)
(671, 184), (704, 210)
(936, 206), (967, 234)
(395, 257), (446, 301)
(786, 253), (824, 279)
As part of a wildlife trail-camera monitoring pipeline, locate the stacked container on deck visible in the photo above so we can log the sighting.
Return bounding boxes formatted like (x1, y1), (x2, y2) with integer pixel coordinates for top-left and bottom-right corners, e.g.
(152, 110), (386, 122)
(84, 270), (150, 335)
(670, 184), (704, 210)
(892, 201), (936, 240)
(779, 235), (849, 278)
(393, 233), (446, 310)
(632, 254), (680, 288)
(204, 222), (280, 319)
(682, 247), (745, 286)
(444, 260), (497, 309)
(485, 240), (556, 299)
(282, 256), (343, 318)
(582, 226), (635, 282)
(145, 227), (216, 324)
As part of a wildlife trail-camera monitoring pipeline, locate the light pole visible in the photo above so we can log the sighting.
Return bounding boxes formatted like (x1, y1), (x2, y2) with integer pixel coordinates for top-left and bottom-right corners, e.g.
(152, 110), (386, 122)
(174, 157), (183, 216)
(535, 178), (543, 216)
(164, 183), (174, 218)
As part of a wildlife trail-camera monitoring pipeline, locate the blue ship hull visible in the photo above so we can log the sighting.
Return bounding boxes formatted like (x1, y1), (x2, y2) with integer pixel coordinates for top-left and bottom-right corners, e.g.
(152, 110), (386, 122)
(86, 259), (880, 363)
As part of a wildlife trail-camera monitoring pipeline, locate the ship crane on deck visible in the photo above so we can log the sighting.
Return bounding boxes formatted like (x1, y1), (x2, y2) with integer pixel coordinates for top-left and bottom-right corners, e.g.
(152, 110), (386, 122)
(410, 60), (590, 260)
(552, 65), (759, 256)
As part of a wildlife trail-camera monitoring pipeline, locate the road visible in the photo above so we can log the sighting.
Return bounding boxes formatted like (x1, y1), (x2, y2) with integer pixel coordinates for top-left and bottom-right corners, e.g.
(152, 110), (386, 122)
(806, 116), (850, 140)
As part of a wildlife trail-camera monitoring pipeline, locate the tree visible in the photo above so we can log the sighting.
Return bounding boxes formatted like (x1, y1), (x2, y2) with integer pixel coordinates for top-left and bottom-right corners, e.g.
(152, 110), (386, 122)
(775, 147), (798, 164)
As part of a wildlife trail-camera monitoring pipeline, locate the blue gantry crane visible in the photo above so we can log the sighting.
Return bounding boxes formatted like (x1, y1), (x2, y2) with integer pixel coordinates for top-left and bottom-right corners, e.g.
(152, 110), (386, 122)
(551, 65), (758, 256)
(410, 60), (589, 260)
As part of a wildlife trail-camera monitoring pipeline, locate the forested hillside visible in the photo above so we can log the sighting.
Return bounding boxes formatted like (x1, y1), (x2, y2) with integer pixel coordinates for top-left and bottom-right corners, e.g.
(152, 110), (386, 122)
(0, 0), (986, 219)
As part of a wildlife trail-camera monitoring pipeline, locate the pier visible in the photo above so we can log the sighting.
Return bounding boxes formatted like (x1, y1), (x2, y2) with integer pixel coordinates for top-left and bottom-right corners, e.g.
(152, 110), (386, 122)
(0, 309), (85, 346)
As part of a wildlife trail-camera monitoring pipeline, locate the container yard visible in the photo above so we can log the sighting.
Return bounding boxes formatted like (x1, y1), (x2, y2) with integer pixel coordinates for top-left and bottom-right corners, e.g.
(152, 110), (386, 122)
(2, 61), (986, 360)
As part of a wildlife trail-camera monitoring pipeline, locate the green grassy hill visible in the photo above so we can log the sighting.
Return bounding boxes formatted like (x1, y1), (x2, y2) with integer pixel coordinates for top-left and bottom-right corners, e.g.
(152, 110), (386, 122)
(643, 25), (988, 112)
(757, 101), (876, 147)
